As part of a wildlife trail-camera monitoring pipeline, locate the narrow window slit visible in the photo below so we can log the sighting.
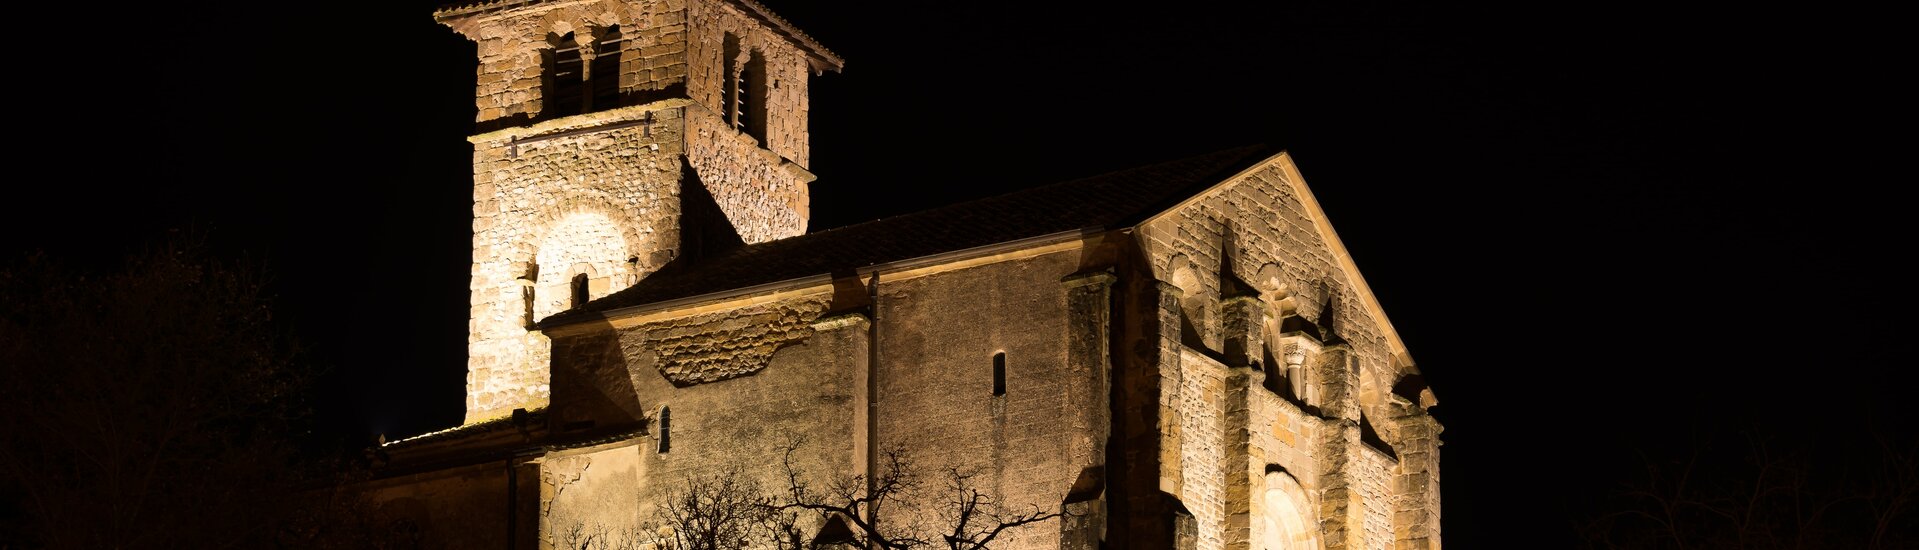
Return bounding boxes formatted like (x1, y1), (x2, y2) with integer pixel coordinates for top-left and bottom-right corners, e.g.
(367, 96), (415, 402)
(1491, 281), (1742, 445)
(657, 406), (671, 453)
(992, 352), (1007, 396)
(571, 273), (589, 309)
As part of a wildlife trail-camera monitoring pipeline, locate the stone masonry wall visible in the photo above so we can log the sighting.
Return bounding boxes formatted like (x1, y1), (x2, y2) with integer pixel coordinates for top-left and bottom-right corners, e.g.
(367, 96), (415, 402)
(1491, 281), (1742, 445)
(1246, 385), (1326, 549)
(1141, 158), (1437, 549)
(531, 212), (637, 321)
(539, 445), (644, 546)
(444, 0), (824, 421)
(1385, 399), (1442, 548)
(875, 251), (1092, 547)
(1178, 349), (1230, 550)
(442, 0), (690, 126)
(686, 0), (812, 166)
(592, 293), (861, 538)
(464, 107), (687, 424)
(635, 297), (829, 385)
(538, 292), (861, 542)
(684, 112), (810, 242)
(1140, 162), (1392, 378)
(1250, 386), (1322, 493)
(1353, 445), (1396, 549)
(682, 0), (815, 242)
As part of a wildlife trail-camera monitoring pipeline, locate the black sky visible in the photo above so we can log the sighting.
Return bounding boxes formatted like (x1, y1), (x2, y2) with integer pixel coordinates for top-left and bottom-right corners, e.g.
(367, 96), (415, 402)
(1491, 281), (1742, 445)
(5, 0), (1909, 544)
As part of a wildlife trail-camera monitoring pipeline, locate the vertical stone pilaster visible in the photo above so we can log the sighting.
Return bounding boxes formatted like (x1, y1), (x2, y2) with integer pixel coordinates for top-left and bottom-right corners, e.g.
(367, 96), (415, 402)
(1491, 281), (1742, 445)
(1222, 355), (1264, 550)
(1313, 348), (1364, 550)
(1063, 271), (1116, 469)
(1390, 406), (1442, 549)
(810, 313), (872, 492)
(1154, 281), (1187, 499)
(1220, 296), (1264, 369)
(1111, 271), (1188, 549)
(1318, 347), (1361, 423)
(1222, 293), (1266, 549)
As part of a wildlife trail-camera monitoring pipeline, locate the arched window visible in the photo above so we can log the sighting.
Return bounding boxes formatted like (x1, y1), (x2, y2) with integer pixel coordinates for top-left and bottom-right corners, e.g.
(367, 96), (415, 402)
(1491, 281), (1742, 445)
(721, 33), (769, 145)
(722, 33), (743, 130)
(590, 26), (623, 111)
(742, 48), (767, 144)
(545, 32), (584, 117)
(992, 352), (1007, 397)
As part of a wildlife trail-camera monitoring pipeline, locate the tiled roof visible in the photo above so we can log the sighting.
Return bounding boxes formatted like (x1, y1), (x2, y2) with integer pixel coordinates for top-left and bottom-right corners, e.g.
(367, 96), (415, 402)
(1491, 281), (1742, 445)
(544, 145), (1276, 325)
(381, 408), (545, 449)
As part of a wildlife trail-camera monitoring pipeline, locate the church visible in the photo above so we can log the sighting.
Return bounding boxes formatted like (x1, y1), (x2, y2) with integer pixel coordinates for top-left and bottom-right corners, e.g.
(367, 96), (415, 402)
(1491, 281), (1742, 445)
(365, 0), (1443, 548)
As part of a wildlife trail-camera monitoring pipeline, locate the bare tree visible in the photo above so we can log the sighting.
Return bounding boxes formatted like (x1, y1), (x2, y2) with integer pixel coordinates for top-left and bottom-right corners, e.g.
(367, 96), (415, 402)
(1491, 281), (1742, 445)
(930, 468), (1065, 550)
(641, 467), (796, 550)
(1580, 430), (1918, 549)
(629, 440), (1066, 550)
(766, 442), (1067, 550)
(559, 522), (642, 550)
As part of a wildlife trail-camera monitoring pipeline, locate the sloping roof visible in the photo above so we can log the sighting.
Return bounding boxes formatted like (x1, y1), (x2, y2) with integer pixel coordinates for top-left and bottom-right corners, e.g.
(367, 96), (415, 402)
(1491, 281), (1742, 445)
(542, 145), (1276, 326)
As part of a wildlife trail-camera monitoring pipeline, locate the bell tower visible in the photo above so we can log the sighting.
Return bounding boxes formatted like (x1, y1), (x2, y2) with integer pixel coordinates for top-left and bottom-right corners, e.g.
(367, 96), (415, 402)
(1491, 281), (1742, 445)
(434, 0), (843, 424)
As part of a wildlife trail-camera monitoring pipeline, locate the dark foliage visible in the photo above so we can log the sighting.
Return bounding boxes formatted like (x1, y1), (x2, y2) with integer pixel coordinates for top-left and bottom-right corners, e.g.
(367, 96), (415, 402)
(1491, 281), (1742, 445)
(0, 235), (405, 548)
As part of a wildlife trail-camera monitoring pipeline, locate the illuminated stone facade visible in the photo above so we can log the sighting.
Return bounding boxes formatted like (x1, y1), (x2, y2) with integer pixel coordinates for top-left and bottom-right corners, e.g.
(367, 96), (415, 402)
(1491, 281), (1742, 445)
(445, 0), (823, 423)
(367, 1), (1441, 548)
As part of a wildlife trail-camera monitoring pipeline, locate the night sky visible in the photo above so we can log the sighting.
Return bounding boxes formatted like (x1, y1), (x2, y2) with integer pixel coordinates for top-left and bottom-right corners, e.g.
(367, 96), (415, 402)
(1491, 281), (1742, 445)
(7, 0), (1908, 544)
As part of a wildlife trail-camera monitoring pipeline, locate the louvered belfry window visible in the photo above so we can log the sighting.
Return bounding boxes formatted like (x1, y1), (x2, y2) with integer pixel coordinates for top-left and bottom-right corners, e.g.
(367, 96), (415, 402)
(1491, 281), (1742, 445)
(723, 33), (743, 130)
(721, 32), (769, 145)
(546, 32), (584, 117)
(590, 26), (623, 111)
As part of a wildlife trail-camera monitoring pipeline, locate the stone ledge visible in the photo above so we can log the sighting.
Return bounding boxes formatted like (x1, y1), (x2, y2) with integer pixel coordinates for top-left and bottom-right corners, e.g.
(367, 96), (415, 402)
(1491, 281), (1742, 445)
(468, 99), (694, 144)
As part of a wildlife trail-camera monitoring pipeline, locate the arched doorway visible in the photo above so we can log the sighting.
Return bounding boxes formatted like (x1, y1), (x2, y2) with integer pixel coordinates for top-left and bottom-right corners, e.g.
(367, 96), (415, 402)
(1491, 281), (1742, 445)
(1259, 470), (1322, 550)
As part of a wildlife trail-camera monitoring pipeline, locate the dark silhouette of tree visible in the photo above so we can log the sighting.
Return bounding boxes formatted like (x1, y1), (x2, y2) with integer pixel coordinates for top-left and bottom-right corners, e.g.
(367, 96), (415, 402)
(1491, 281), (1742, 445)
(557, 522), (641, 550)
(0, 235), (391, 548)
(766, 442), (1066, 550)
(619, 441), (1066, 550)
(641, 467), (797, 550)
(1580, 429), (1917, 549)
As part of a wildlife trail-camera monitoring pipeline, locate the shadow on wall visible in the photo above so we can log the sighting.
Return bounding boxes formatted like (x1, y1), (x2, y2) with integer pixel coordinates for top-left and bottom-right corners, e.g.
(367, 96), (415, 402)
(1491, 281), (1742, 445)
(675, 156), (747, 265)
(548, 318), (647, 436)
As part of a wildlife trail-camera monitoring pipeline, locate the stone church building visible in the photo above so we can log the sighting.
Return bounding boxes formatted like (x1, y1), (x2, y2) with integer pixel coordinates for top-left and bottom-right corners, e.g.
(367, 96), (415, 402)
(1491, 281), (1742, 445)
(368, 0), (1443, 548)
